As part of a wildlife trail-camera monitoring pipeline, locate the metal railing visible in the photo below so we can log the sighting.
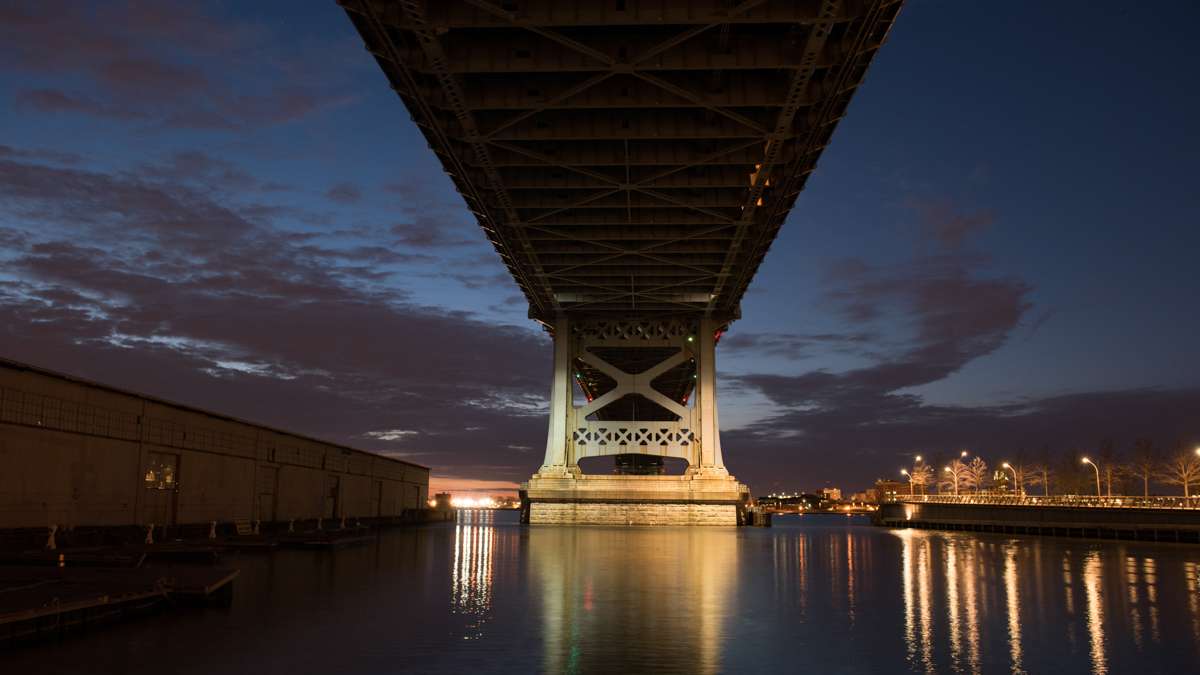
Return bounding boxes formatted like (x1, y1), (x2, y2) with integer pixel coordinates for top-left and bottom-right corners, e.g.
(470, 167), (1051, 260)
(893, 494), (1200, 510)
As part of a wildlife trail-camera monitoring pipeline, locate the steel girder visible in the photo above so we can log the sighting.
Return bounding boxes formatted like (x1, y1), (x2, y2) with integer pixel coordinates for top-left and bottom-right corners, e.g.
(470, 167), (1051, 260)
(342, 0), (902, 324)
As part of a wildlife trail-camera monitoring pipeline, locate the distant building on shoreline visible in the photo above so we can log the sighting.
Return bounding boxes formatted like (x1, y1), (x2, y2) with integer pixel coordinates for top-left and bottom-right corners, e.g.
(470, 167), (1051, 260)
(819, 487), (842, 501)
(870, 479), (907, 503)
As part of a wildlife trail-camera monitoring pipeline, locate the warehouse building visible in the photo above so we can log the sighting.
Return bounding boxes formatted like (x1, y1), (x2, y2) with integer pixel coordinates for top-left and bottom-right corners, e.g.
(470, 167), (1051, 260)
(0, 358), (429, 533)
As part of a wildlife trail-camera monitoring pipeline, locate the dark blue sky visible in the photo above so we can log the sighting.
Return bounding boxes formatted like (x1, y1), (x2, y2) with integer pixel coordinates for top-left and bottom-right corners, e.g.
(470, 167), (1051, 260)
(1, 1), (1197, 494)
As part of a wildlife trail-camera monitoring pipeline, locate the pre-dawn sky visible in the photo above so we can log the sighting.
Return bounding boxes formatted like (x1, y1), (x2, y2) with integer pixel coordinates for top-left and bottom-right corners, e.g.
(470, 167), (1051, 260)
(2, 1), (1197, 494)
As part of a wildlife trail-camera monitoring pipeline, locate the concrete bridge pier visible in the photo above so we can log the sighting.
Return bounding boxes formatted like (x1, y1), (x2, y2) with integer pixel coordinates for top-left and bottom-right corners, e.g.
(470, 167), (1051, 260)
(523, 317), (749, 525)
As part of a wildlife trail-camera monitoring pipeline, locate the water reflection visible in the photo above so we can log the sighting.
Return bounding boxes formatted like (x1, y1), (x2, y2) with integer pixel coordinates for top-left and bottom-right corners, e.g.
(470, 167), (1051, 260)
(846, 532), (857, 624)
(902, 534), (915, 664)
(916, 534), (935, 673)
(451, 510), (496, 639)
(1082, 552), (1107, 675)
(1186, 561), (1200, 644)
(962, 543), (981, 674)
(529, 525), (737, 675)
(7, 513), (1200, 675)
(1145, 558), (1160, 643)
(1124, 556), (1142, 650)
(894, 529), (1200, 675)
(1005, 546), (1025, 675)
(945, 543), (962, 669)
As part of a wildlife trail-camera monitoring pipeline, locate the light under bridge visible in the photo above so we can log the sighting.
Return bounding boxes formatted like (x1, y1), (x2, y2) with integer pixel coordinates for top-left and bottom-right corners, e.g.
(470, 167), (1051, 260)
(342, 0), (903, 524)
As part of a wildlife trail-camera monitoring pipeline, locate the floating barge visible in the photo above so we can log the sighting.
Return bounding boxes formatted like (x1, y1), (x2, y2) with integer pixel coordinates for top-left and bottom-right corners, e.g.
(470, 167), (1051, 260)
(0, 565), (238, 646)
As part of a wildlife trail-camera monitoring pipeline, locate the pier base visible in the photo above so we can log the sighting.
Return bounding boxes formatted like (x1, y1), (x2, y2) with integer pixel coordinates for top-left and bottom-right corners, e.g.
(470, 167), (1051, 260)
(522, 473), (750, 525)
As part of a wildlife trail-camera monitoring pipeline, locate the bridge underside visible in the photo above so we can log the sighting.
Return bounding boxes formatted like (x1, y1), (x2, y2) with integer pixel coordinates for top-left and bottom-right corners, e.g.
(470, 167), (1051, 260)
(343, 0), (902, 523)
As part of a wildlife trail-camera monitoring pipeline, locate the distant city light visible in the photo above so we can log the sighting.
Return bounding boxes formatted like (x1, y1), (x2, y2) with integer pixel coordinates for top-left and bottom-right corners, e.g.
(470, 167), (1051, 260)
(450, 495), (497, 509)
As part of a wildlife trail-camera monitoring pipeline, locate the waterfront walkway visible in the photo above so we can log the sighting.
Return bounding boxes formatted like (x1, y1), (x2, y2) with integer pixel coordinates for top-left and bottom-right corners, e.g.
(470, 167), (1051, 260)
(876, 495), (1200, 543)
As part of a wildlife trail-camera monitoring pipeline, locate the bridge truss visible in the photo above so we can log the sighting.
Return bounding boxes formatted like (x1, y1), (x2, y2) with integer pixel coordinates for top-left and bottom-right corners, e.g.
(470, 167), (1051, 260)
(343, 0), (903, 511)
(343, 0), (901, 323)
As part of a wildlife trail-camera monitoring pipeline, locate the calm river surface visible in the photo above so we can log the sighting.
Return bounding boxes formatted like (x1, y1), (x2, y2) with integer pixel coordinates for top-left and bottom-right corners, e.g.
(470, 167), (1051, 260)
(7, 511), (1200, 674)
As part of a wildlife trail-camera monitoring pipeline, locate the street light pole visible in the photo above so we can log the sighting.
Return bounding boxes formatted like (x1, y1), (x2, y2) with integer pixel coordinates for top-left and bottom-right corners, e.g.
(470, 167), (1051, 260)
(913, 455), (925, 495)
(1082, 457), (1101, 497)
(944, 466), (958, 496)
(901, 469), (912, 496)
(1001, 462), (1019, 495)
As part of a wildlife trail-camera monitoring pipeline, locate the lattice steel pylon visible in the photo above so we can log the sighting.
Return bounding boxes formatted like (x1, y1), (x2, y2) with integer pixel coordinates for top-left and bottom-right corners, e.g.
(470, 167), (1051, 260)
(342, 0), (904, 523)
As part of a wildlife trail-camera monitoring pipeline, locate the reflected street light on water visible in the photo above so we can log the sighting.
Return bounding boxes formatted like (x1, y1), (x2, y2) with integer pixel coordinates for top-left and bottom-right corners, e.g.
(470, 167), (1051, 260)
(1082, 457), (1102, 497)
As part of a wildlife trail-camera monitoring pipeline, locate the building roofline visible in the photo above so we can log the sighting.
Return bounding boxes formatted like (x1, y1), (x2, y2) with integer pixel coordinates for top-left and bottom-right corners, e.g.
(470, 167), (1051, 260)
(0, 356), (430, 472)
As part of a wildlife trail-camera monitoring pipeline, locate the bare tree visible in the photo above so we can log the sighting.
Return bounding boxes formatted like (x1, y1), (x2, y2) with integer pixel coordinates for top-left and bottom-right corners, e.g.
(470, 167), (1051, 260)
(965, 457), (989, 493)
(1030, 445), (1056, 496)
(1097, 438), (1123, 497)
(1157, 449), (1200, 498)
(1025, 465), (1047, 495)
(1122, 438), (1158, 497)
(1056, 451), (1090, 495)
(942, 459), (969, 496)
(910, 463), (934, 495)
(1002, 459), (1033, 495)
(993, 450), (1026, 494)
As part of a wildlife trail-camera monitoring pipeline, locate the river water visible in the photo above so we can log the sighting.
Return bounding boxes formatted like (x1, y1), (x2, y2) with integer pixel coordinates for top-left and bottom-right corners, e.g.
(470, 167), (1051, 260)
(7, 510), (1200, 674)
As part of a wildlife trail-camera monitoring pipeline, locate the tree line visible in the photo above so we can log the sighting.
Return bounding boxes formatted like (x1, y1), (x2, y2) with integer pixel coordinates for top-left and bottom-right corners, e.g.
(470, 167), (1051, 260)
(900, 439), (1200, 497)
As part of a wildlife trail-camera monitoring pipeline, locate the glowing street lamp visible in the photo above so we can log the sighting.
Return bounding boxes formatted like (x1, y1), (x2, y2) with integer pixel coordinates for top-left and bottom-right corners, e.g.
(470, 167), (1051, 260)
(1081, 457), (1102, 497)
(943, 465), (960, 496)
(901, 468), (913, 496)
(1001, 462), (1019, 495)
(961, 450), (969, 458)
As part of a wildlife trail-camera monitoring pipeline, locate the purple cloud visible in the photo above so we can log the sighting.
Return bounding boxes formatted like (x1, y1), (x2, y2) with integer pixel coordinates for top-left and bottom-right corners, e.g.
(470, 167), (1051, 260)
(0, 152), (550, 482)
(327, 182), (363, 204)
(1, 2), (353, 130)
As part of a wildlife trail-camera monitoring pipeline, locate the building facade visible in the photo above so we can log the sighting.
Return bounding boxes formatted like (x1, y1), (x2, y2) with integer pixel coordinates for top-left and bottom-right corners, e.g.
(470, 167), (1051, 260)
(819, 487), (843, 502)
(0, 358), (428, 531)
